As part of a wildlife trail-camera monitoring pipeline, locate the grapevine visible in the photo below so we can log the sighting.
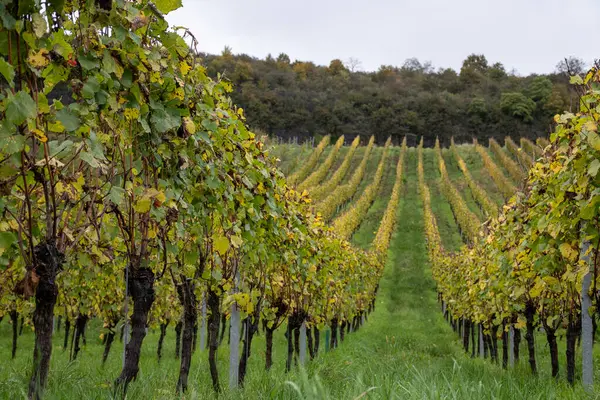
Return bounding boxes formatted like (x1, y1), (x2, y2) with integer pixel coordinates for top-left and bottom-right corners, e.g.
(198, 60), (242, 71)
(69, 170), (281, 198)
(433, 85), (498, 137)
(536, 137), (550, 148)
(373, 138), (407, 256)
(317, 136), (377, 221)
(288, 135), (330, 185)
(435, 139), (481, 243)
(489, 137), (525, 181)
(332, 137), (392, 239)
(520, 137), (542, 159)
(427, 69), (600, 385)
(0, 2), (389, 397)
(298, 136), (345, 192)
(309, 136), (360, 202)
(450, 138), (498, 218)
(474, 141), (516, 199)
(505, 136), (534, 169)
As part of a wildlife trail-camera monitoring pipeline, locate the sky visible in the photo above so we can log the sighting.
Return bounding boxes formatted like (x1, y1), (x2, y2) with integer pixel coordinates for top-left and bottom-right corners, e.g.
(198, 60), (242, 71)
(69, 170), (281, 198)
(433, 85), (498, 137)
(166, 0), (599, 75)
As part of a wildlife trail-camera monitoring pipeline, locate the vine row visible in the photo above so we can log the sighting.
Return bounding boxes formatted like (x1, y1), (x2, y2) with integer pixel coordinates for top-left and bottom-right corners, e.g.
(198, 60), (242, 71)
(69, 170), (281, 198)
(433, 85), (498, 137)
(489, 138), (526, 183)
(450, 138), (498, 218)
(317, 136), (376, 221)
(505, 136), (534, 169)
(288, 135), (330, 185)
(373, 138), (407, 256)
(298, 135), (345, 192)
(435, 139), (481, 243)
(310, 136), (362, 203)
(332, 137), (392, 240)
(475, 141), (516, 199)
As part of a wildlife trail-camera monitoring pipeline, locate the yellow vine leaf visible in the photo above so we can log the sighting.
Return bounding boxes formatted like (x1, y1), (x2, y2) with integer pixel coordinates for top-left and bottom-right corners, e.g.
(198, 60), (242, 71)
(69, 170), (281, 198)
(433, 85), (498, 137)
(559, 242), (578, 261)
(28, 49), (50, 68)
(32, 128), (47, 143)
(123, 108), (140, 121)
(183, 117), (195, 134)
(214, 235), (229, 256)
(179, 61), (191, 76)
(133, 197), (151, 213)
(230, 235), (243, 249)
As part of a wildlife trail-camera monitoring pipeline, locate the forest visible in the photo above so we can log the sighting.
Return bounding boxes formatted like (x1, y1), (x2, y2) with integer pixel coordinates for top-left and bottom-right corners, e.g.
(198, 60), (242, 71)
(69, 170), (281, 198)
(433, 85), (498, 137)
(203, 50), (583, 146)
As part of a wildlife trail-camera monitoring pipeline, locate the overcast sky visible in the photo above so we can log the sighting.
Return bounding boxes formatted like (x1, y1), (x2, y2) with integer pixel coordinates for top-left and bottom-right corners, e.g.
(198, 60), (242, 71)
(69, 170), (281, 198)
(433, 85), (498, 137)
(166, 0), (599, 75)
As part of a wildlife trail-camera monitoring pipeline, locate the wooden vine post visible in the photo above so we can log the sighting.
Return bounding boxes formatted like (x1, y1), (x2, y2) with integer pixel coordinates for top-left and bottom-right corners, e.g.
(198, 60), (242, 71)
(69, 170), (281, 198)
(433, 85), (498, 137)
(299, 322), (307, 365)
(580, 239), (593, 390)
(229, 268), (241, 389)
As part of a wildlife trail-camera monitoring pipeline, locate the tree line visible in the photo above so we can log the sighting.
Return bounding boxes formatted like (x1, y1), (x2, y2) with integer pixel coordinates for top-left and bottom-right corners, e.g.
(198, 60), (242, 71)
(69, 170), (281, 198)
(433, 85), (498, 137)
(202, 49), (586, 147)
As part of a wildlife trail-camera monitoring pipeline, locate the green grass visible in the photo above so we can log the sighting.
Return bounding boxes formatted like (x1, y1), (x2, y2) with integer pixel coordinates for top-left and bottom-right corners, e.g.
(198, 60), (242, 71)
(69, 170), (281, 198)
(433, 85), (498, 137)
(1, 145), (597, 399)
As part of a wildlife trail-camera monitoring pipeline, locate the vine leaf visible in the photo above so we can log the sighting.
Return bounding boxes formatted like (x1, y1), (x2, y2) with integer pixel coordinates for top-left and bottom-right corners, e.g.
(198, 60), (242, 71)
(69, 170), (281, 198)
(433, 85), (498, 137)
(214, 236), (229, 256)
(153, 0), (183, 14)
(134, 197), (152, 214)
(586, 130), (600, 151)
(32, 13), (47, 38)
(109, 186), (125, 206)
(6, 91), (37, 125)
(56, 108), (80, 132)
(0, 58), (15, 87)
(80, 152), (100, 168)
(78, 54), (100, 70)
(588, 159), (600, 177)
(0, 231), (17, 252)
(150, 108), (180, 133)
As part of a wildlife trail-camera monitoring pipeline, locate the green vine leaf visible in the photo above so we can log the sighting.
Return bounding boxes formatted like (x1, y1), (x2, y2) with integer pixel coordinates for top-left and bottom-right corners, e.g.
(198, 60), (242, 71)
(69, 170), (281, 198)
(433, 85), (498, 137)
(0, 231), (17, 250)
(6, 91), (37, 125)
(0, 58), (15, 87)
(56, 108), (80, 132)
(154, 0), (183, 14)
(32, 13), (47, 38)
(588, 159), (600, 177)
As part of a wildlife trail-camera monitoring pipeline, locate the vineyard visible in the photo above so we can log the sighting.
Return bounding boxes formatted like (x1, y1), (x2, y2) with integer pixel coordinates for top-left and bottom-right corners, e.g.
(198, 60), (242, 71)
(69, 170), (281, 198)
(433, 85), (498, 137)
(1, 2), (600, 400)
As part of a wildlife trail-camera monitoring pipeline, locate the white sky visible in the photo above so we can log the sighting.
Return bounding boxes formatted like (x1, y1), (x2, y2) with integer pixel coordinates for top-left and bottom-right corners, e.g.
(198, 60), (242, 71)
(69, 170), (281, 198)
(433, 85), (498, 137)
(166, 0), (599, 75)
